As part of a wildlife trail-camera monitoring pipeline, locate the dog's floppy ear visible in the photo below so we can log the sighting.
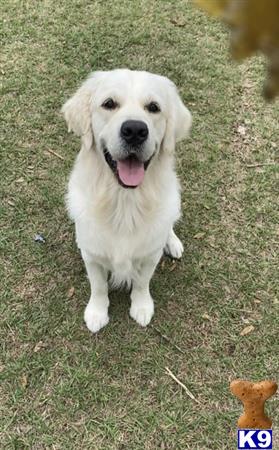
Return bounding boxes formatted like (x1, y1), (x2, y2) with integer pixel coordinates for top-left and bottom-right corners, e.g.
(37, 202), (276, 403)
(162, 81), (192, 153)
(61, 73), (100, 149)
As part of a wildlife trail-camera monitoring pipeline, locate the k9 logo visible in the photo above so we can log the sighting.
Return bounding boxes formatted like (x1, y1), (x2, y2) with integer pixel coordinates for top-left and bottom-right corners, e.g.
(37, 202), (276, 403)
(238, 430), (272, 449)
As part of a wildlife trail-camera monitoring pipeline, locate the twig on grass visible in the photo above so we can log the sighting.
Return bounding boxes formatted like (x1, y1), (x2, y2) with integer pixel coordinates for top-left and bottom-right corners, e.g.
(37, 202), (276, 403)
(165, 367), (200, 404)
(46, 148), (65, 160)
(246, 162), (276, 168)
(152, 325), (185, 354)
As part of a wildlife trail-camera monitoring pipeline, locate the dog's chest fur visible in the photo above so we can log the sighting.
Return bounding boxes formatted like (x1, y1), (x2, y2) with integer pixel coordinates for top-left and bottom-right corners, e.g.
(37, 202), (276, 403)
(67, 147), (181, 281)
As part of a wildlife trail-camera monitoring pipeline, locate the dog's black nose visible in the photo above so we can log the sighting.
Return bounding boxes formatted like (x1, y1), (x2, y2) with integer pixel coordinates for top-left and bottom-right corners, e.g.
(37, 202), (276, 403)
(120, 120), (149, 146)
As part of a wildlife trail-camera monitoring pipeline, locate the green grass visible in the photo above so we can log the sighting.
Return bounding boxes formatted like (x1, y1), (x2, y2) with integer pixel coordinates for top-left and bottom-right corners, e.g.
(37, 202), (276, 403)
(1, 1), (278, 449)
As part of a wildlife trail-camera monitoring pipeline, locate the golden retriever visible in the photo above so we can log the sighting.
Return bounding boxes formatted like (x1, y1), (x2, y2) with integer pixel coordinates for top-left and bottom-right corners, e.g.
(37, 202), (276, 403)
(62, 69), (191, 333)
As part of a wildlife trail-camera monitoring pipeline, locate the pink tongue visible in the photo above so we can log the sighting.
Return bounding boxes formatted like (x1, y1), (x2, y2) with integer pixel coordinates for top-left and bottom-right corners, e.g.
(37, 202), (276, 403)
(117, 158), (145, 187)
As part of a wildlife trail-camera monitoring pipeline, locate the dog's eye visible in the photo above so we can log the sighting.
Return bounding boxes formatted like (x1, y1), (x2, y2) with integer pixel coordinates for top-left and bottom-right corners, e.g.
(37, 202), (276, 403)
(102, 98), (118, 110)
(146, 102), (160, 113)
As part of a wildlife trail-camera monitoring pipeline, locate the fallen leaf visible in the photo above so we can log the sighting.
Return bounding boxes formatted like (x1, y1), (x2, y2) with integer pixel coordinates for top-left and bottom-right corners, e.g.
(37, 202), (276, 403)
(240, 325), (255, 336)
(194, 232), (205, 240)
(202, 313), (211, 321)
(7, 200), (15, 207)
(254, 299), (261, 304)
(170, 18), (186, 27)
(21, 375), (28, 388)
(67, 286), (75, 298)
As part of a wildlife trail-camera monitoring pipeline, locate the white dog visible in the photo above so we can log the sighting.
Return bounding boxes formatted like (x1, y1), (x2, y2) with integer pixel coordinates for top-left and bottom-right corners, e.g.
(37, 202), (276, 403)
(62, 69), (191, 333)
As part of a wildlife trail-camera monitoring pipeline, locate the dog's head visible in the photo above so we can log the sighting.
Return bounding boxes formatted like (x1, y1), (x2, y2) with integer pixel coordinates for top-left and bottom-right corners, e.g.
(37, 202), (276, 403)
(62, 69), (191, 188)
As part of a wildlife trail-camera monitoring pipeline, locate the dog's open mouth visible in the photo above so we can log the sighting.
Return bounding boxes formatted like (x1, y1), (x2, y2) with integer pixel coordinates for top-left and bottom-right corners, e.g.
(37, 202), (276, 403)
(104, 150), (151, 188)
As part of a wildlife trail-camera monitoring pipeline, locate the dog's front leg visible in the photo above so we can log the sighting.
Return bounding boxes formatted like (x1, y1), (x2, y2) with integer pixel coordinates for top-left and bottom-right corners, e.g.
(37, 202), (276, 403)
(164, 227), (184, 259)
(130, 252), (162, 327)
(81, 250), (109, 333)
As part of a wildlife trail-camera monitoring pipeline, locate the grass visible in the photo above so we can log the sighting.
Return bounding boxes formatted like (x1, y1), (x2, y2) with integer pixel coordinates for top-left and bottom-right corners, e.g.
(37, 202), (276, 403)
(1, 1), (278, 449)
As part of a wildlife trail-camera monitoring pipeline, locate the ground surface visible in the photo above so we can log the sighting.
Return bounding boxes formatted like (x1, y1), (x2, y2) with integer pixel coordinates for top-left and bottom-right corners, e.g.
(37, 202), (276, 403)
(1, 1), (278, 449)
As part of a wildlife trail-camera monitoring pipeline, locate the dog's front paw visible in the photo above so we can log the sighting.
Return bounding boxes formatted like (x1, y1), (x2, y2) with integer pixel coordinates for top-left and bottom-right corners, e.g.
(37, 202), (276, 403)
(164, 232), (184, 259)
(84, 302), (109, 333)
(130, 300), (154, 327)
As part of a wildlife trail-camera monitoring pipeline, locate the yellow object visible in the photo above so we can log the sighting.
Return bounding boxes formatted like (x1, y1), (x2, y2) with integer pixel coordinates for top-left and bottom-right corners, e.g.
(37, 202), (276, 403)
(196, 0), (279, 100)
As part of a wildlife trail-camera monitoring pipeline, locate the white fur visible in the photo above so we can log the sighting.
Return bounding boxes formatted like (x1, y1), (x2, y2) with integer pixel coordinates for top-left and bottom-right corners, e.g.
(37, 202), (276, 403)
(62, 69), (191, 333)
